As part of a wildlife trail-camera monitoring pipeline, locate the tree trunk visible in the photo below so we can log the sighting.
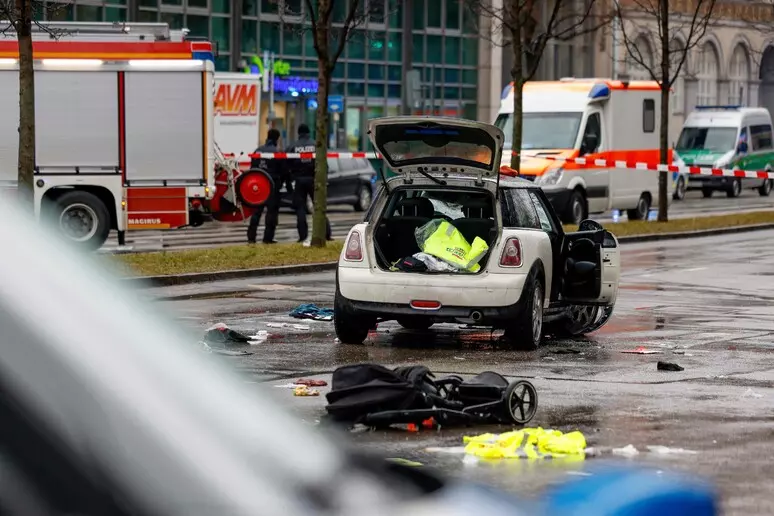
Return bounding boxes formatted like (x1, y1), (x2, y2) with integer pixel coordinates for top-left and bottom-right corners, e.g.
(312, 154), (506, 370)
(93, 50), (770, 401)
(657, 0), (669, 222)
(16, 0), (35, 207)
(310, 0), (331, 248)
(509, 25), (524, 171)
(311, 67), (331, 248)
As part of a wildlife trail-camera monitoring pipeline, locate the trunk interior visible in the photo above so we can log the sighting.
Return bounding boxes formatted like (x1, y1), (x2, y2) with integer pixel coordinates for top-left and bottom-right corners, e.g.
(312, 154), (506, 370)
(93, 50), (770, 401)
(372, 187), (498, 272)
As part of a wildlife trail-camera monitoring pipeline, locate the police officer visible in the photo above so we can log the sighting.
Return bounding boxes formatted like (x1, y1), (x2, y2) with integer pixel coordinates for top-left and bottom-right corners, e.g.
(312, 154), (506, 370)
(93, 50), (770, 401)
(247, 128), (283, 244)
(286, 124), (332, 243)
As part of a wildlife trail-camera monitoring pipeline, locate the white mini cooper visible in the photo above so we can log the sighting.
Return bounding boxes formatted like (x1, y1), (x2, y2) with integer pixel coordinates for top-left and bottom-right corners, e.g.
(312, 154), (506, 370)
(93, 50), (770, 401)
(334, 117), (621, 350)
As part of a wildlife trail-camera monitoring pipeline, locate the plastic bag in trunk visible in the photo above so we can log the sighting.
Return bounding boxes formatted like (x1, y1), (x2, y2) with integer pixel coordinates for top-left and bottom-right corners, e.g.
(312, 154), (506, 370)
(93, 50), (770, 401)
(415, 219), (489, 272)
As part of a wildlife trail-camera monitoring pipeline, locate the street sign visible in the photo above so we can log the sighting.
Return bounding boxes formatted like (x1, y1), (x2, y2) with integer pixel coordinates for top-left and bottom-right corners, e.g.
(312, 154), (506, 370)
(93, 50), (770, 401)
(328, 95), (344, 113)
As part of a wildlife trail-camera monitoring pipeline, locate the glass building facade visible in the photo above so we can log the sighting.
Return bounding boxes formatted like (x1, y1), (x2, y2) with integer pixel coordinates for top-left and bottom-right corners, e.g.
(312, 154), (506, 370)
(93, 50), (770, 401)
(39, 0), (482, 151)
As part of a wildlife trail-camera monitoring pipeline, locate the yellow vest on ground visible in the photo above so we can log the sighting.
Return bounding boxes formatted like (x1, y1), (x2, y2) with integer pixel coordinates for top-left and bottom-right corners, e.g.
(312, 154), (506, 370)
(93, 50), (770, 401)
(463, 427), (587, 460)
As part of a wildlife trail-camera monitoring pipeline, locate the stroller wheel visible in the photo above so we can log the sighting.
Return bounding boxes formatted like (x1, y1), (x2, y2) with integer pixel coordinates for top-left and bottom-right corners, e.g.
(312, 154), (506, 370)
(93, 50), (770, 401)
(505, 380), (538, 425)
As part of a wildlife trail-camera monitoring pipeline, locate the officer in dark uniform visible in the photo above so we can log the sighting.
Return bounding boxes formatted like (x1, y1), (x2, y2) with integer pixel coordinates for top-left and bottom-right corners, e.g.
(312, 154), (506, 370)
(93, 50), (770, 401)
(247, 128), (283, 244)
(286, 124), (332, 243)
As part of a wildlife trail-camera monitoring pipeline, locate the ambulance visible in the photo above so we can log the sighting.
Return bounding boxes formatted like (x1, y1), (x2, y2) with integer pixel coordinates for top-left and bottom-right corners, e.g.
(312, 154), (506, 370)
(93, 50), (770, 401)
(496, 78), (672, 224)
(0, 21), (216, 249)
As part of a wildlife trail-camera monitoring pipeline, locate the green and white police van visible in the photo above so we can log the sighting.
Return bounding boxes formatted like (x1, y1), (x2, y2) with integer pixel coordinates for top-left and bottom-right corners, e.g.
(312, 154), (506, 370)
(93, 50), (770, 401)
(673, 106), (774, 198)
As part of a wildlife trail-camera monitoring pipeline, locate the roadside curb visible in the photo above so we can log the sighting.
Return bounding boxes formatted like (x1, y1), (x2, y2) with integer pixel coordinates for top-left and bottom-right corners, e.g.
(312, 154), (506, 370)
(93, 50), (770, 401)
(134, 223), (774, 300)
(615, 222), (774, 243)
(123, 261), (338, 288)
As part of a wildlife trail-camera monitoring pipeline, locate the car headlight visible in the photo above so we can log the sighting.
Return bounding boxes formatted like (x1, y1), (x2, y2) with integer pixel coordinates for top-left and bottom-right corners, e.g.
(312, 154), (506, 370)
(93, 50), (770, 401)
(536, 166), (563, 186)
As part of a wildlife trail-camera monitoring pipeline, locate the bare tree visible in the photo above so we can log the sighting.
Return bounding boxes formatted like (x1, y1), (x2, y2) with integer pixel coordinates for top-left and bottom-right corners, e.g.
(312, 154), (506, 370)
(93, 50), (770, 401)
(615, 0), (717, 222)
(467, 0), (612, 172)
(0, 2), (66, 208)
(281, 0), (382, 248)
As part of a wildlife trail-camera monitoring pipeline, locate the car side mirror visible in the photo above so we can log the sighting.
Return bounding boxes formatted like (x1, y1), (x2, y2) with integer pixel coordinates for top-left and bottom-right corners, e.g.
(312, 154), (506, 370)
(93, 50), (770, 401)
(580, 134), (599, 156)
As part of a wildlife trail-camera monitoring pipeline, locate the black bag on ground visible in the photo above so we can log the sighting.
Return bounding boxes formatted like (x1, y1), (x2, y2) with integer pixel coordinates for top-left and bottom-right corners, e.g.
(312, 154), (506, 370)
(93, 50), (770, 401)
(325, 363), (437, 422)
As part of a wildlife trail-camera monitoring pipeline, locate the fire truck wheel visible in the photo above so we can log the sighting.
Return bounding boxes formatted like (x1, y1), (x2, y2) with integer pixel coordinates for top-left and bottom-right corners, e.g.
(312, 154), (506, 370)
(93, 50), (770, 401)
(50, 191), (111, 250)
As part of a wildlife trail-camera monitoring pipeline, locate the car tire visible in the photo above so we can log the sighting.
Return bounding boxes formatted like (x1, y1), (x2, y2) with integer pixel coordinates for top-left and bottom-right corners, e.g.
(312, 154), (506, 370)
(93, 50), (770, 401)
(353, 183), (372, 212)
(503, 273), (544, 351)
(46, 190), (111, 250)
(759, 179), (773, 197)
(562, 189), (587, 225)
(673, 175), (686, 201)
(333, 289), (372, 345)
(626, 193), (650, 221)
(397, 317), (433, 331)
(701, 188), (713, 198)
(726, 178), (742, 198)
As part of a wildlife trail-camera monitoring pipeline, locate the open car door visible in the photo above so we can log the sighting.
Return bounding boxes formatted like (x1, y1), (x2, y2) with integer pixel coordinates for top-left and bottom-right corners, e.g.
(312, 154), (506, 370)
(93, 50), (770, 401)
(367, 116), (504, 188)
(559, 220), (620, 306)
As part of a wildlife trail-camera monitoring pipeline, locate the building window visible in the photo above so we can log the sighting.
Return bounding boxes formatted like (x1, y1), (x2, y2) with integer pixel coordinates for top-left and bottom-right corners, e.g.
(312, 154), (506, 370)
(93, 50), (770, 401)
(626, 35), (654, 80)
(669, 38), (685, 115)
(696, 42), (719, 105)
(426, 0), (441, 27)
(412, 0), (424, 29)
(461, 37), (477, 66)
(260, 22), (280, 53)
(729, 44), (750, 105)
(445, 35), (460, 65)
(446, 0), (460, 30)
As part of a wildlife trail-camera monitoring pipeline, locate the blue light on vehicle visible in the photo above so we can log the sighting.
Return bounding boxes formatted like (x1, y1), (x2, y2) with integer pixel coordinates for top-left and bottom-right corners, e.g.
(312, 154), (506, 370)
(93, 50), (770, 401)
(370, 174), (377, 184)
(588, 83), (610, 100)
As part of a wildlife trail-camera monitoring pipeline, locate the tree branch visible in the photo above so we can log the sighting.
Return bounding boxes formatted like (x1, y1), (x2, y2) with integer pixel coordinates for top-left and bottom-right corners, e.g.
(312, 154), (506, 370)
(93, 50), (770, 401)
(330, 0), (361, 68)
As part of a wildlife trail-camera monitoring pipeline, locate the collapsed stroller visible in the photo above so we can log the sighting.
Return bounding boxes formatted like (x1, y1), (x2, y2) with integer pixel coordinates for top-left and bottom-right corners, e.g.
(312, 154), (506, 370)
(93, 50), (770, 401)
(324, 364), (538, 427)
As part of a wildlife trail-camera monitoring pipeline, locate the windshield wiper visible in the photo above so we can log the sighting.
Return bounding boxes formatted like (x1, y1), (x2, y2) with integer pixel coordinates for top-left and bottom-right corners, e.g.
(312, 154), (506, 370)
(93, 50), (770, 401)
(416, 167), (446, 185)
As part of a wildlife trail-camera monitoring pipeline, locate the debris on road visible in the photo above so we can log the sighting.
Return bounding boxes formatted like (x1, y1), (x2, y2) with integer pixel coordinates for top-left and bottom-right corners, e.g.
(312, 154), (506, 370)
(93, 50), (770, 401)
(196, 341), (252, 356)
(274, 383), (303, 389)
(657, 361), (685, 372)
(386, 458), (423, 467)
(621, 346), (662, 354)
(204, 322), (254, 345)
(289, 303), (334, 321)
(742, 388), (764, 399)
(293, 385), (320, 397)
(612, 445), (640, 457)
(425, 446), (466, 455)
(295, 378), (328, 387)
(463, 428), (586, 459)
(646, 445), (698, 455)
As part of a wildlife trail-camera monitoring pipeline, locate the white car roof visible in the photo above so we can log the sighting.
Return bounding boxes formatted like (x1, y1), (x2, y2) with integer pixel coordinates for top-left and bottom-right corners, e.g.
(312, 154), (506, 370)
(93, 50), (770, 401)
(499, 175), (541, 189)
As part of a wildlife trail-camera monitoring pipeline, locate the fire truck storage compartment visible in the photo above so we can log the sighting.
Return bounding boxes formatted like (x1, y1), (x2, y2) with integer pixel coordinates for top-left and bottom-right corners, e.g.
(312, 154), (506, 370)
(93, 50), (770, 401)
(0, 69), (119, 175)
(124, 71), (206, 184)
(0, 68), (207, 185)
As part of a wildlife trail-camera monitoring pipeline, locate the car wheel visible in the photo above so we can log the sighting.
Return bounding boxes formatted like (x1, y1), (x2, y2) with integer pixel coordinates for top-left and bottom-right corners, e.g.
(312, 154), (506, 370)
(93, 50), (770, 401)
(503, 273), (543, 351)
(353, 183), (372, 212)
(759, 179), (773, 197)
(701, 188), (713, 198)
(626, 194), (650, 221)
(397, 317), (433, 331)
(560, 305), (601, 336)
(726, 178), (742, 198)
(673, 175), (686, 201)
(562, 190), (587, 225)
(333, 289), (372, 345)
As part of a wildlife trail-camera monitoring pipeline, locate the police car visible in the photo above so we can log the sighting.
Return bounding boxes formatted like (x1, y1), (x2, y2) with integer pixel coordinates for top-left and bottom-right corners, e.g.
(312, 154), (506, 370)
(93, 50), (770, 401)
(334, 117), (621, 350)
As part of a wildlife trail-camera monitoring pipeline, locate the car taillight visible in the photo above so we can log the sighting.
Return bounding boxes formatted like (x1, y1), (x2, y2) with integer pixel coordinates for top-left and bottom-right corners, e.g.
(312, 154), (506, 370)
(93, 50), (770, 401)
(500, 237), (522, 267)
(345, 230), (363, 261)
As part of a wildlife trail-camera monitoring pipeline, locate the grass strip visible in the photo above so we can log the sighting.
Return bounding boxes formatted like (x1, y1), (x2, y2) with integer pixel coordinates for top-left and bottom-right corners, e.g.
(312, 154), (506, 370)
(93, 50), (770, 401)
(112, 241), (343, 277)
(563, 210), (774, 236)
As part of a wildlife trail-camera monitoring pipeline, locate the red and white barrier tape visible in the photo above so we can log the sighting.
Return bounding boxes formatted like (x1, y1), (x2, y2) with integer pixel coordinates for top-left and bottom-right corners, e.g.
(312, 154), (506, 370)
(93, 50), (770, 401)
(223, 152), (774, 180)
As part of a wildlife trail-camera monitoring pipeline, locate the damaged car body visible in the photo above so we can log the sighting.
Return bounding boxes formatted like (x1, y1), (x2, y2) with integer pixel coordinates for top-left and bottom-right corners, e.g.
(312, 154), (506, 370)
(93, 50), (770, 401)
(335, 116), (621, 350)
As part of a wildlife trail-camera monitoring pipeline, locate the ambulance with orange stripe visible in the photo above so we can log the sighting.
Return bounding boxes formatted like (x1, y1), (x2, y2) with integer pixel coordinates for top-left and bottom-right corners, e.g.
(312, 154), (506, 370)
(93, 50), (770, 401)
(0, 21), (215, 249)
(496, 78), (671, 224)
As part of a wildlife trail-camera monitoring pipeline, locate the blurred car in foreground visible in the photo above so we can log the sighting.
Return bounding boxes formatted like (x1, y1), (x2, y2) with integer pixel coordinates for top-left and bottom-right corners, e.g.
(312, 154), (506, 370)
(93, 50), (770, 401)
(0, 195), (717, 515)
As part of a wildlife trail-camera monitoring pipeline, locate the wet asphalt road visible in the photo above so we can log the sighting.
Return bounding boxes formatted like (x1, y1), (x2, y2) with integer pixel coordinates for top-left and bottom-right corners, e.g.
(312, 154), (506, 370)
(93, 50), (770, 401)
(147, 230), (774, 515)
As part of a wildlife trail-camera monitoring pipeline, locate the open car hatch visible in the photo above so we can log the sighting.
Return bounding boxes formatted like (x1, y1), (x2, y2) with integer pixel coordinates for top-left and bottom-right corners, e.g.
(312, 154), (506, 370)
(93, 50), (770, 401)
(368, 116), (505, 187)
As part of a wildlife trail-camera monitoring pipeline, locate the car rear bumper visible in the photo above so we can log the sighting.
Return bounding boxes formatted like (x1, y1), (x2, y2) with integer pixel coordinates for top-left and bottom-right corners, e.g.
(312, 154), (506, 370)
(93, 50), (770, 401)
(337, 284), (529, 324)
(337, 266), (529, 323)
